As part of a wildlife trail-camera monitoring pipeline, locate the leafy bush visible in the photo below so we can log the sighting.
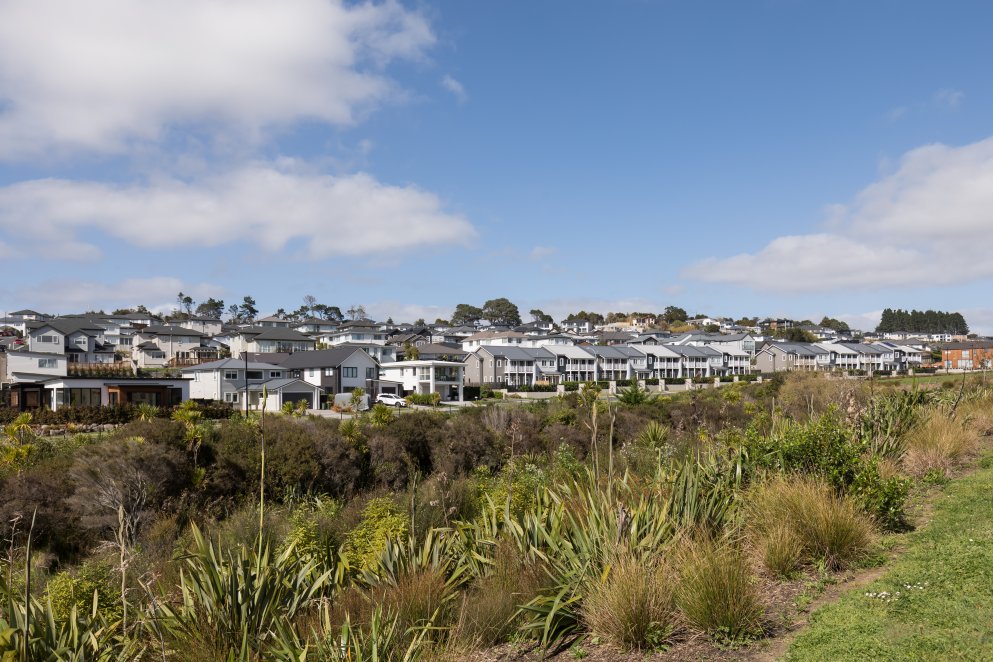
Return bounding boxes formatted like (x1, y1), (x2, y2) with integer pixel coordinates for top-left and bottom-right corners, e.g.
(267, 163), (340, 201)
(46, 559), (121, 622)
(341, 497), (409, 570)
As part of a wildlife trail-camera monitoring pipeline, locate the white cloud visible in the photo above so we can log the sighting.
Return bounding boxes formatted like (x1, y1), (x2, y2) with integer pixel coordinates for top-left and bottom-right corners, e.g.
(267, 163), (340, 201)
(934, 88), (965, 109)
(0, 276), (223, 314)
(0, 162), (476, 259)
(0, 0), (435, 157)
(440, 75), (467, 104)
(528, 245), (556, 261)
(684, 135), (993, 292)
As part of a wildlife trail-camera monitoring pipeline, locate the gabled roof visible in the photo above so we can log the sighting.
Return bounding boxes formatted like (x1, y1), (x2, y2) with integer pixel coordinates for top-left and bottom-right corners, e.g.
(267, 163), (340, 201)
(28, 318), (105, 336)
(272, 347), (374, 369)
(236, 327), (315, 342)
(236, 377), (321, 392)
(139, 324), (207, 338)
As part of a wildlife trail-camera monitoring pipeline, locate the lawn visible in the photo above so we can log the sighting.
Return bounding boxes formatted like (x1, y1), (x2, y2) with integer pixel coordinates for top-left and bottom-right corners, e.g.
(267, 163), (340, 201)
(785, 452), (993, 660)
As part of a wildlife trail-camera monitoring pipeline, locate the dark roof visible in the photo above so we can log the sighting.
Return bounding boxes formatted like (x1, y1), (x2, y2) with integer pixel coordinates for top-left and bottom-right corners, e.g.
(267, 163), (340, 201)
(30, 318), (104, 336)
(271, 347), (372, 369)
(140, 324), (207, 338)
(237, 327), (314, 341)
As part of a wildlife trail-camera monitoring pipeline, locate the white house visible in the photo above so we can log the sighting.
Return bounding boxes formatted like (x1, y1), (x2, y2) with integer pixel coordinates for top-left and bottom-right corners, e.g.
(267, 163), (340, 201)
(379, 360), (464, 402)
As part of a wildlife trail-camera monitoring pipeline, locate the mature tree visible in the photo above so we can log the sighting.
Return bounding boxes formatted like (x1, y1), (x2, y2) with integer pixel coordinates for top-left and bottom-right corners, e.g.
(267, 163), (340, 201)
(877, 308), (968, 334)
(819, 316), (850, 332)
(529, 309), (554, 324)
(176, 292), (194, 316)
(605, 311), (629, 324)
(413, 317), (425, 326)
(434, 318), (450, 326)
(195, 297), (224, 319)
(482, 298), (522, 327)
(662, 306), (688, 325)
(227, 304), (241, 323)
(703, 323), (721, 333)
(239, 296), (258, 323)
(450, 303), (484, 327)
(776, 327), (817, 342)
(302, 294), (318, 315)
(735, 317), (759, 326)
(346, 304), (367, 321)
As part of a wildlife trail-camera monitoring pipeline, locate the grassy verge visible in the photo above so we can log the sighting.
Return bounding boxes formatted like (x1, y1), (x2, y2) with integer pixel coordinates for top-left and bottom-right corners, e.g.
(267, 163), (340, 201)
(785, 452), (993, 660)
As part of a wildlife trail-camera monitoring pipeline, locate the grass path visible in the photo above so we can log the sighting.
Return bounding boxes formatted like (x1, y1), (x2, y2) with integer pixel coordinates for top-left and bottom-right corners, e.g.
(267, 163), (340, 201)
(784, 453), (993, 660)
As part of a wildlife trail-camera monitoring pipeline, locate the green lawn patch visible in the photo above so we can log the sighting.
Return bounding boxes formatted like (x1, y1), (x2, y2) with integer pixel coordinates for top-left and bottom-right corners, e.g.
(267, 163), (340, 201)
(786, 452), (993, 660)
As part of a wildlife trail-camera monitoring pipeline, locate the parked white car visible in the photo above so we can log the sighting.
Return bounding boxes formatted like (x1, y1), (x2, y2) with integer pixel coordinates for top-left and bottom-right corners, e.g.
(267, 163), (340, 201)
(376, 393), (408, 407)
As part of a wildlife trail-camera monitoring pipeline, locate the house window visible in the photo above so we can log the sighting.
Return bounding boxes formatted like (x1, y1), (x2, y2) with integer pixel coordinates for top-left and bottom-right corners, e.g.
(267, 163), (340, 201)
(496, 360), (503, 367)
(224, 392), (240, 403)
(366, 367), (375, 379)
(224, 370), (239, 380)
(309, 368), (316, 377)
(38, 334), (58, 344)
(342, 367), (357, 378)
(246, 370), (263, 380)
(38, 358), (58, 368)
(269, 371), (281, 378)
(324, 367), (334, 376)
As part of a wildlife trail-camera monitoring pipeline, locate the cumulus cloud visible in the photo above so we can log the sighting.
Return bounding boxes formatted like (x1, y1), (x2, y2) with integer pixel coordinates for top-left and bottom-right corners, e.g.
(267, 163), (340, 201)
(0, 162), (476, 259)
(0, 0), (435, 157)
(440, 75), (467, 103)
(684, 135), (993, 292)
(0, 276), (224, 314)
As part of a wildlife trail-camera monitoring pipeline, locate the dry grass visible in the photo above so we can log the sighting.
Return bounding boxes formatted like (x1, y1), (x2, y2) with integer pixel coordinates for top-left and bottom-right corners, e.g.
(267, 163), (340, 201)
(756, 524), (805, 579)
(674, 535), (764, 643)
(581, 554), (680, 650)
(902, 412), (979, 479)
(746, 476), (874, 571)
(450, 540), (546, 648)
(959, 399), (993, 437)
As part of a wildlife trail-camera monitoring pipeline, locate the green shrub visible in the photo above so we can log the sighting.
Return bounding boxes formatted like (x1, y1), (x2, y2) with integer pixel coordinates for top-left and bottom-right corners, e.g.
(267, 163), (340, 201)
(341, 497), (409, 570)
(46, 560), (121, 622)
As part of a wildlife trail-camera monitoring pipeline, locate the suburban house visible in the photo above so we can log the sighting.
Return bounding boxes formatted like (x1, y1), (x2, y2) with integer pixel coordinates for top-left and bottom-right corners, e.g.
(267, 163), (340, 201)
(464, 346), (557, 387)
(941, 341), (993, 370)
(461, 330), (528, 351)
(222, 327), (317, 356)
(257, 315), (291, 328)
(325, 320), (389, 346)
(183, 357), (321, 411)
(378, 360), (465, 401)
(559, 319), (593, 334)
(174, 317), (224, 336)
(293, 318), (340, 334)
(270, 347), (380, 401)
(129, 324), (216, 368)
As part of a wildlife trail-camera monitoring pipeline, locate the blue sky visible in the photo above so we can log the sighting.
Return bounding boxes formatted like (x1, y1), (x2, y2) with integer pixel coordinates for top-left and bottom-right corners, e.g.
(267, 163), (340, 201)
(1, 1), (992, 331)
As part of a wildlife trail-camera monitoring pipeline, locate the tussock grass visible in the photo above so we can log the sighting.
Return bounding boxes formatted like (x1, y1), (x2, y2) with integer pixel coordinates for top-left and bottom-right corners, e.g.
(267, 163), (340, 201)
(746, 476), (874, 571)
(902, 412), (979, 479)
(675, 536), (764, 643)
(581, 554), (679, 650)
(756, 524), (805, 579)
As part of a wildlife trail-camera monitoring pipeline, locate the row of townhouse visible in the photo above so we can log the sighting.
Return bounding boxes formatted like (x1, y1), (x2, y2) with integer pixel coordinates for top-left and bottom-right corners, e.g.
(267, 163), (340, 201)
(463, 338), (753, 387)
(754, 341), (926, 373)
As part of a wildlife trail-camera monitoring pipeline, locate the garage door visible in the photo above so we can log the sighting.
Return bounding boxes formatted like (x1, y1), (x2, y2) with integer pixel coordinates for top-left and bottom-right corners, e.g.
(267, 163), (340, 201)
(282, 392), (314, 409)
